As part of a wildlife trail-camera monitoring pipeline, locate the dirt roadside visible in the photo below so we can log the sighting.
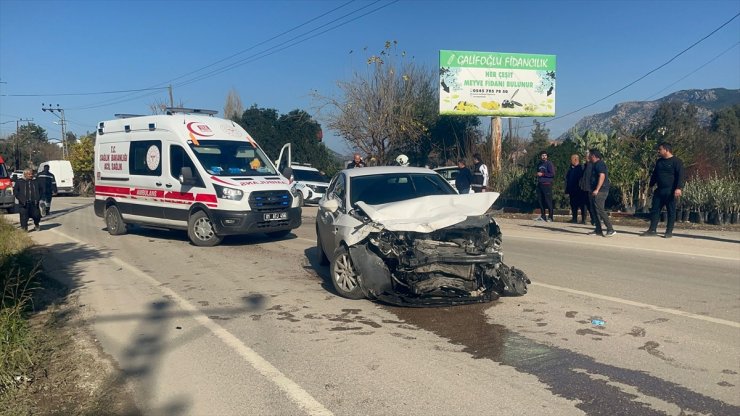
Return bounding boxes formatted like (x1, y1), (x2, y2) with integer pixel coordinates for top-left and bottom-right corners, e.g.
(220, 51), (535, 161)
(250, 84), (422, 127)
(0, 262), (139, 416)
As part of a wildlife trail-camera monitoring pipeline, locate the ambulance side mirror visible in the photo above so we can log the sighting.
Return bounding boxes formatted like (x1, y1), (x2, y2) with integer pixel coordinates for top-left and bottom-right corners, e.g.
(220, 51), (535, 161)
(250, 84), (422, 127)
(179, 167), (195, 185)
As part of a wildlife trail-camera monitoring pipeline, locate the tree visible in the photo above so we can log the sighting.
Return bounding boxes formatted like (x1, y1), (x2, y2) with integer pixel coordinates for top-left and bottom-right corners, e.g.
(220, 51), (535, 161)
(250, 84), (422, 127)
(710, 104), (740, 174)
(236, 106), (338, 175)
(224, 88), (245, 121)
(312, 41), (437, 165)
(527, 120), (550, 154)
(69, 134), (95, 194)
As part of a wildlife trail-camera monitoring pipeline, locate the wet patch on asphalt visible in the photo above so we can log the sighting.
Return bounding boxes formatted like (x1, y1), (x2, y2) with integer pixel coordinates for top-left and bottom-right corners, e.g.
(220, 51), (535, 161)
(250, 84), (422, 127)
(387, 303), (740, 416)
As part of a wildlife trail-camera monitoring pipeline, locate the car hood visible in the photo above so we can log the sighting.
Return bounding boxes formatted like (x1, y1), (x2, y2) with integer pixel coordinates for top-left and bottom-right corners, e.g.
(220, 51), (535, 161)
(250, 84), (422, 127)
(356, 192), (500, 233)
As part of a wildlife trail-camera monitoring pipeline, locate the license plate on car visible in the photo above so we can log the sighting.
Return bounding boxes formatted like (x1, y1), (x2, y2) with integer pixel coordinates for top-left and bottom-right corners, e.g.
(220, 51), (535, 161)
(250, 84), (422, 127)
(264, 212), (288, 221)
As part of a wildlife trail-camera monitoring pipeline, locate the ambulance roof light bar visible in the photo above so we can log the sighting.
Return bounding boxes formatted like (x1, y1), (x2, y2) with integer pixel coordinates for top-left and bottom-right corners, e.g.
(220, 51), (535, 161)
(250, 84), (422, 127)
(114, 114), (144, 119)
(165, 107), (218, 116)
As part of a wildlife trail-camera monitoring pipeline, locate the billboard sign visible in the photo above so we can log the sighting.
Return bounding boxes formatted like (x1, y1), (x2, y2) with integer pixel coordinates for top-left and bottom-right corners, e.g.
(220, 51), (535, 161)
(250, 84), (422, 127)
(439, 50), (556, 117)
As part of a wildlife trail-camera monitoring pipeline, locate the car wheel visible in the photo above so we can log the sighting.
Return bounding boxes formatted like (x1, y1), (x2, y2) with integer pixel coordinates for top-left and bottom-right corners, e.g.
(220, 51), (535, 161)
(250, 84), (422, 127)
(105, 205), (128, 236)
(316, 225), (329, 266)
(266, 229), (291, 238)
(330, 246), (364, 299)
(188, 210), (223, 247)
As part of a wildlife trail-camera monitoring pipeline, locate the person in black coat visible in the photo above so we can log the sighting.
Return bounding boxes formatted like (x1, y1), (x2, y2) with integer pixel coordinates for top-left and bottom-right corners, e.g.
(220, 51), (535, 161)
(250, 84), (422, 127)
(37, 164), (57, 215)
(13, 169), (41, 231)
(641, 142), (685, 238)
(454, 159), (473, 194)
(565, 154), (588, 223)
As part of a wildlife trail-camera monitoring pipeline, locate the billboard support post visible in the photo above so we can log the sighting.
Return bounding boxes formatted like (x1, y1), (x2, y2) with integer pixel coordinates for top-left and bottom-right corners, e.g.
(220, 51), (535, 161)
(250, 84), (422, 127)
(491, 116), (502, 174)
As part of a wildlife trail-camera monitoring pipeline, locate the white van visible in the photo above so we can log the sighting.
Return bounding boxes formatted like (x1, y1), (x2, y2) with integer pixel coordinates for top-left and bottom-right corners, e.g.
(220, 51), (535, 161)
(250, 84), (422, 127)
(38, 160), (74, 194)
(94, 108), (302, 246)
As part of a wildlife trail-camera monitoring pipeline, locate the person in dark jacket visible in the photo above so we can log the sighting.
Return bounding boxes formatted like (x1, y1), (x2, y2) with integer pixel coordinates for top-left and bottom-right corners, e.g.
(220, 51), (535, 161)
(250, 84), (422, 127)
(535, 150), (556, 222)
(347, 153), (366, 169)
(454, 159), (473, 194)
(641, 142), (685, 238)
(13, 168), (41, 232)
(37, 164), (57, 215)
(588, 149), (616, 237)
(565, 154), (588, 223)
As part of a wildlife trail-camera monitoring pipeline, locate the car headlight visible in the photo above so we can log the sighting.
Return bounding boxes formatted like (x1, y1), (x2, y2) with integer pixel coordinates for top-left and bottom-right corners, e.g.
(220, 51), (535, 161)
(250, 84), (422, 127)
(214, 184), (244, 201)
(306, 184), (319, 191)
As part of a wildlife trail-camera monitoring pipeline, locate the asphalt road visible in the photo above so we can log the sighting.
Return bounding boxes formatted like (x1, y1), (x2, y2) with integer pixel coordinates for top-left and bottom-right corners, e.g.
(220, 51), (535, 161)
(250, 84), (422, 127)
(5, 197), (739, 416)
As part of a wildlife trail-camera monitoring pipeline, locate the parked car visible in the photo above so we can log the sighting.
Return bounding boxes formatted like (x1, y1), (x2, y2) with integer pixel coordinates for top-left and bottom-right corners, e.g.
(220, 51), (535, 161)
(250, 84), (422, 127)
(0, 156), (14, 212)
(433, 165), (473, 193)
(315, 166), (529, 306)
(290, 164), (329, 205)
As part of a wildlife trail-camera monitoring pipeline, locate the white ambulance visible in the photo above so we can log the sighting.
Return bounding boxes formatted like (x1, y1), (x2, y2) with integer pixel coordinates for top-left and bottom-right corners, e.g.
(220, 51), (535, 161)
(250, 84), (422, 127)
(94, 108), (302, 246)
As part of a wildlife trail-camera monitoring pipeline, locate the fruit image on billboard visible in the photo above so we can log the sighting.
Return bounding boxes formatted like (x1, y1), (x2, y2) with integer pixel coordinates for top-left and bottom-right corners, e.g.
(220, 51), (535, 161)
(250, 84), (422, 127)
(439, 50), (556, 117)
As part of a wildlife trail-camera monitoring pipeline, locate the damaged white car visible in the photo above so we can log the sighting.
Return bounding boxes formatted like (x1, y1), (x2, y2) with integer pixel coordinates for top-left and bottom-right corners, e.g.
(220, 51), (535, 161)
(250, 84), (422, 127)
(315, 167), (529, 306)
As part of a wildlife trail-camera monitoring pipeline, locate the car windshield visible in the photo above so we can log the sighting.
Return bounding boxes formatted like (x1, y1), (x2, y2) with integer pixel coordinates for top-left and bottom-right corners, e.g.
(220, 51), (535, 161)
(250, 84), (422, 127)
(293, 169), (327, 183)
(188, 140), (277, 176)
(0, 163), (7, 178)
(349, 173), (456, 206)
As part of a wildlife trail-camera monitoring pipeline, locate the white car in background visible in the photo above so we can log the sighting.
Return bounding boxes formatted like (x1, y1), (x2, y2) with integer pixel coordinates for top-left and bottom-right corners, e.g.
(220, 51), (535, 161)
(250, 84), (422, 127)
(290, 164), (329, 205)
(315, 166), (529, 306)
(433, 165), (474, 193)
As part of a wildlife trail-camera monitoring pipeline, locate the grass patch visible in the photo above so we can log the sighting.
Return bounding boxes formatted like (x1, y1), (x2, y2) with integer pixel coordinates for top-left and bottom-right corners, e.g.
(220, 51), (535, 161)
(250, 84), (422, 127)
(0, 217), (40, 394)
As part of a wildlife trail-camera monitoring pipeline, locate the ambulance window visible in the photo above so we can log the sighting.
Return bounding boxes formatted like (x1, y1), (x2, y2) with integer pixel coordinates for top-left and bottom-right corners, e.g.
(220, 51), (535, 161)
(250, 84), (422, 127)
(130, 140), (162, 176)
(170, 145), (203, 187)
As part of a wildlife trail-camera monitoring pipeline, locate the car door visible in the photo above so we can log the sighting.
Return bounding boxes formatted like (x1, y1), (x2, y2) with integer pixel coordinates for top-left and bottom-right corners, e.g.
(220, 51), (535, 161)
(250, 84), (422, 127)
(163, 143), (207, 226)
(317, 173), (348, 260)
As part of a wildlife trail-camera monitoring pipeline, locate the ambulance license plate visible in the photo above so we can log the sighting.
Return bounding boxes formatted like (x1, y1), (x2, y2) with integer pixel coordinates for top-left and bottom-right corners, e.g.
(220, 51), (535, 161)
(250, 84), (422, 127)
(264, 212), (287, 221)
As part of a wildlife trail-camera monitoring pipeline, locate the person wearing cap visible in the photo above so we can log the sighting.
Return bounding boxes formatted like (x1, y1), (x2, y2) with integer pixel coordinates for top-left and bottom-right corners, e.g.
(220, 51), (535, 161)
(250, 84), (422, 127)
(37, 164), (57, 215)
(535, 150), (556, 222)
(471, 153), (488, 193)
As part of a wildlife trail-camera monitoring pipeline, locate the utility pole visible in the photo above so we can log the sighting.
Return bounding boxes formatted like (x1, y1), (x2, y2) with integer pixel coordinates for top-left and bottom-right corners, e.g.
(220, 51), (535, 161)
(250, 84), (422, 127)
(15, 118), (33, 171)
(41, 104), (67, 159)
(168, 85), (174, 108)
(490, 116), (502, 174)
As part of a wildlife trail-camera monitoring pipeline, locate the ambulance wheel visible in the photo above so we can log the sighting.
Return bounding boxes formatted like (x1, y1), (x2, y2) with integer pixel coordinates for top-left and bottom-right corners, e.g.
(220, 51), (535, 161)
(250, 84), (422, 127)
(105, 205), (128, 236)
(188, 210), (223, 247)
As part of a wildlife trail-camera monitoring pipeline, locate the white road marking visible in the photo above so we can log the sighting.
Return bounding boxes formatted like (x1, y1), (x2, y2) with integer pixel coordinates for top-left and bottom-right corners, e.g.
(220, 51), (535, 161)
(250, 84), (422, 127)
(509, 234), (740, 262)
(533, 281), (740, 328)
(50, 229), (334, 416)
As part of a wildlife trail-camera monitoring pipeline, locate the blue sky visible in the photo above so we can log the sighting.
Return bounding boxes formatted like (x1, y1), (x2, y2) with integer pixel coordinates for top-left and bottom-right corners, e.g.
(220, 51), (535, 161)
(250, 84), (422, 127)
(1, 0), (738, 154)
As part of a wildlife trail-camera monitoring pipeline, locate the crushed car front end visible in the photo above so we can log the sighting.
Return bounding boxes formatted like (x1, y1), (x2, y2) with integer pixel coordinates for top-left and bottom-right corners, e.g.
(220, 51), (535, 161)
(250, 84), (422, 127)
(347, 195), (530, 306)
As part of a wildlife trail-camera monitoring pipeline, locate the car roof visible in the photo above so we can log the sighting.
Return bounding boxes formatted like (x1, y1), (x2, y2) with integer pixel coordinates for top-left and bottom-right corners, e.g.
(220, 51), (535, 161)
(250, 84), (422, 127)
(342, 166), (438, 178)
(433, 166), (459, 171)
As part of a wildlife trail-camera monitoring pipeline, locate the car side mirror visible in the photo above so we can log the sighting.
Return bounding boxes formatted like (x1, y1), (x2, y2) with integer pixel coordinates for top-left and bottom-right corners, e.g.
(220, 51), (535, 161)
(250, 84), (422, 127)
(179, 167), (195, 185)
(319, 197), (340, 213)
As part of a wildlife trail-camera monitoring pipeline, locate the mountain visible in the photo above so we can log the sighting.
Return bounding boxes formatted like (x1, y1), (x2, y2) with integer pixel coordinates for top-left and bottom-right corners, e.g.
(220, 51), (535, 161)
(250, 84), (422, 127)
(559, 88), (740, 140)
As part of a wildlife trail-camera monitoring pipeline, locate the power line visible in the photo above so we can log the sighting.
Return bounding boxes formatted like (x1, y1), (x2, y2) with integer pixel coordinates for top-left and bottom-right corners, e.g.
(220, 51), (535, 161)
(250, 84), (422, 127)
(174, 0), (398, 88)
(644, 41), (740, 101)
(527, 11), (740, 133)
(1, 86), (169, 97)
(72, 1), (391, 111)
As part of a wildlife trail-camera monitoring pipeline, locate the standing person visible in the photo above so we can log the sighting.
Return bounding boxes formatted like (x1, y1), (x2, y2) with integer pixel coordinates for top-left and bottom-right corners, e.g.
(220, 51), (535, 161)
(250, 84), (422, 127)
(37, 164), (57, 215)
(588, 149), (616, 237)
(13, 168), (41, 232)
(454, 159), (473, 194)
(346, 153), (366, 169)
(565, 154), (588, 223)
(579, 151), (596, 225)
(641, 142), (685, 238)
(471, 153), (488, 193)
(535, 150), (556, 222)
